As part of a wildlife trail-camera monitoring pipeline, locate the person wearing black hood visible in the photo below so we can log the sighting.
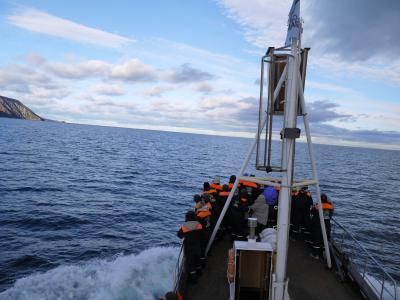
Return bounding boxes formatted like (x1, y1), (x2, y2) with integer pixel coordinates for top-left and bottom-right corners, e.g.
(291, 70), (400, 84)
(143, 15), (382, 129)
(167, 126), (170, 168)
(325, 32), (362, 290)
(228, 189), (249, 240)
(177, 210), (203, 283)
(228, 175), (239, 191)
(292, 186), (313, 239)
(202, 182), (217, 198)
(310, 193), (334, 259)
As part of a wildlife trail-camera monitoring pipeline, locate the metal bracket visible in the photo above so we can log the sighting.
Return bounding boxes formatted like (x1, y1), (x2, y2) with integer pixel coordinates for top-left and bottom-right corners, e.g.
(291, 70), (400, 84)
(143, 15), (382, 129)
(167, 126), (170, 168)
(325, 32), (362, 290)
(282, 128), (301, 139)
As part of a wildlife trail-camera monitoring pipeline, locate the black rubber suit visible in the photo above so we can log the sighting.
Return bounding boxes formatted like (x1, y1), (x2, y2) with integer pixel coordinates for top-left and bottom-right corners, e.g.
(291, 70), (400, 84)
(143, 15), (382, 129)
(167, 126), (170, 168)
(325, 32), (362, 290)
(177, 211), (204, 279)
(310, 194), (334, 257)
(292, 189), (313, 234)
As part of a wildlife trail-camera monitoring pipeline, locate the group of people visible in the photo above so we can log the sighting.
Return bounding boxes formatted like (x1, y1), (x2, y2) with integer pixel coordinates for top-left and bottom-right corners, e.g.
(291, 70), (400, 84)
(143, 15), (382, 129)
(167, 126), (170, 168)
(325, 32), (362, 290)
(290, 187), (334, 258)
(177, 174), (335, 283)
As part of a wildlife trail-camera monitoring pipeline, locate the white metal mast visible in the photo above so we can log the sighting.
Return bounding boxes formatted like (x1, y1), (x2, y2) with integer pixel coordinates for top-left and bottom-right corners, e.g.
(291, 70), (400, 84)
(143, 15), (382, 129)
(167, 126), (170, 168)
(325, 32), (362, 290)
(206, 1), (332, 299)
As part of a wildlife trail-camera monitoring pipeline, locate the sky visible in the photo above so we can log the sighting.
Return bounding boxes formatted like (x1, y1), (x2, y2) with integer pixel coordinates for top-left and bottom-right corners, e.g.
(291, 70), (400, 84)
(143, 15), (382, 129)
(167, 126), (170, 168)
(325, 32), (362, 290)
(0, 0), (399, 150)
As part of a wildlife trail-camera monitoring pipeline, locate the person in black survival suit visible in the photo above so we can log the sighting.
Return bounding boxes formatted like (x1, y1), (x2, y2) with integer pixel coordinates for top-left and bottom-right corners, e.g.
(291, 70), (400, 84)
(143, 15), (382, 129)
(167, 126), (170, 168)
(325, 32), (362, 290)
(310, 193), (334, 259)
(216, 184), (230, 207)
(177, 210), (203, 283)
(292, 186), (313, 239)
(229, 189), (249, 240)
(194, 194), (211, 264)
(239, 174), (258, 204)
(202, 182), (217, 198)
(228, 175), (238, 191)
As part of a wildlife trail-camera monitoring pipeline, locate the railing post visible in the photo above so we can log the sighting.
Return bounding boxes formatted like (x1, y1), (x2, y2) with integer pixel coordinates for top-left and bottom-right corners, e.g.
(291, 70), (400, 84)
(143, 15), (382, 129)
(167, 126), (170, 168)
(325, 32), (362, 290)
(362, 256), (368, 279)
(380, 273), (385, 300)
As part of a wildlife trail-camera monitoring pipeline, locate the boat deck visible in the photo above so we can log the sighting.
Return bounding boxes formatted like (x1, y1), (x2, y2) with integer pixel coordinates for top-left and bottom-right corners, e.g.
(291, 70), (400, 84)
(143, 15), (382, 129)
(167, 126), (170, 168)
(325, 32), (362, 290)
(184, 236), (231, 300)
(183, 235), (364, 300)
(287, 238), (363, 300)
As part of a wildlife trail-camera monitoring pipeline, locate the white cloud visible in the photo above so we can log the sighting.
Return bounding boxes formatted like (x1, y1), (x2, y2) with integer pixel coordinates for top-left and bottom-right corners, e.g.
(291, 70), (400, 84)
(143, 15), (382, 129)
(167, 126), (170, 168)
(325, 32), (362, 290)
(194, 82), (214, 94)
(48, 60), (111, 79)
(140, 86), (173, 97)
(0, 64), (59, 94)
(30, 87), (70, 99)
(110, 59), (158, 82)
(7, 7), (132, 48)
(217, 0), (292, 48)
(217, 0), (400, 86)
(92, 83), (125, 96)
(200, 96), (253, 111)
(306, 80), (356, 95)
(165, 64), (215, 83)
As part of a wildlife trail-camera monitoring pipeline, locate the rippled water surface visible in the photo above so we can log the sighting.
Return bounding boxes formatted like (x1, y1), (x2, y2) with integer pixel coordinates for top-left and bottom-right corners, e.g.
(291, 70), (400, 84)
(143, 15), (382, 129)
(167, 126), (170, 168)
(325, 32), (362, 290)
(0, 118), (399, 298)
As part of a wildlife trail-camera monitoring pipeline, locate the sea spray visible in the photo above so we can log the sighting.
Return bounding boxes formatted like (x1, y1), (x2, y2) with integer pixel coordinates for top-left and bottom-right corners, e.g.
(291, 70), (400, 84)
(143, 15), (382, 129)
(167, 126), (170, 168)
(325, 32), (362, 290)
(0, 247), (179, 300)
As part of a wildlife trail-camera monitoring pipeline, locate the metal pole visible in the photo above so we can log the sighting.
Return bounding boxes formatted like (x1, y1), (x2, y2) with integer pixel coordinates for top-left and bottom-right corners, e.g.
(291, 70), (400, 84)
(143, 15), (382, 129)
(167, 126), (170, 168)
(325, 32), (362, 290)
(205, 116), (267, 255)
(257, 56), (267, 168)
(298, 71), (332, 268)
(274, 40), (299, 300)
(206, 65), (288, 256)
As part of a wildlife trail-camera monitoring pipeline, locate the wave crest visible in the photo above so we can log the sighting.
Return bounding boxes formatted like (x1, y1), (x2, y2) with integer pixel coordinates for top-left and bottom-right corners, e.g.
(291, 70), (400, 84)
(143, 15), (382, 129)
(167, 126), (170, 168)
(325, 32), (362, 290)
(0, 247), (179, 300)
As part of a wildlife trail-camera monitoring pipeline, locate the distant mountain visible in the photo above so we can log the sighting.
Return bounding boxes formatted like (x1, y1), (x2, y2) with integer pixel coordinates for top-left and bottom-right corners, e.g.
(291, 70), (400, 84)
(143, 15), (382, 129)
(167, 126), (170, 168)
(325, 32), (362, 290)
(0, 96), (43, 121)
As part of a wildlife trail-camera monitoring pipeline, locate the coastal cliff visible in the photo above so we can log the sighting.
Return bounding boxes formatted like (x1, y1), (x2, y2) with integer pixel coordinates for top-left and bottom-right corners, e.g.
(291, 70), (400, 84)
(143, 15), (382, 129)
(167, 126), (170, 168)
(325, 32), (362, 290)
(0, 96), (43, 121)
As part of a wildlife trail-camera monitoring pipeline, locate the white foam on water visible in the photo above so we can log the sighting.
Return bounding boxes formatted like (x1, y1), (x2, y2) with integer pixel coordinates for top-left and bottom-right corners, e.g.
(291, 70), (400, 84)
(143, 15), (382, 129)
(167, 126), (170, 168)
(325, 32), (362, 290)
(0, 247), (179, 300)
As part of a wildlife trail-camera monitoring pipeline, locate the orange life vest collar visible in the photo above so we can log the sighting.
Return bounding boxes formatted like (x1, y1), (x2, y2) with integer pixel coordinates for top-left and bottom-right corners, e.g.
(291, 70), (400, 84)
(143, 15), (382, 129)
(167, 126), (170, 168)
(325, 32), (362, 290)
(202, 189), (217, 195)
(239, 180), (258, 189)
(210, 183), (223, 191)
(315, 202), (334, 210)
(197, 210), (211, 218)
(181, 221), (202, 233)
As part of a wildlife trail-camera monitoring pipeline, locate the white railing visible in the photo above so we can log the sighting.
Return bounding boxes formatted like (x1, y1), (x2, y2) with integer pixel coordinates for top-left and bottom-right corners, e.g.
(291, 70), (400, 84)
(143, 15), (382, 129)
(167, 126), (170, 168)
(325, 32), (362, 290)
(331, 219), (398, 300)
(173, 243), (185, 293)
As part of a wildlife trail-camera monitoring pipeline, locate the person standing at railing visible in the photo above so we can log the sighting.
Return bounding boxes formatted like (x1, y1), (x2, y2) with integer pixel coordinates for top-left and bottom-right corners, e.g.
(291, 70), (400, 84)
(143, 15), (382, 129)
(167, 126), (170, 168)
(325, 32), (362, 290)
(310, 193), (334, 259)
(177, 210), (204, 283)
(292, 186), (313, 239)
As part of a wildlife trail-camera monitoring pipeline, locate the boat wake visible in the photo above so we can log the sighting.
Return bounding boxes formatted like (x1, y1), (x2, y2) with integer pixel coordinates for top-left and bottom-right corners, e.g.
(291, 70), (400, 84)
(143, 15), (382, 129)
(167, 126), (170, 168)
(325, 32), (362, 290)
(0, 247), (178, 300)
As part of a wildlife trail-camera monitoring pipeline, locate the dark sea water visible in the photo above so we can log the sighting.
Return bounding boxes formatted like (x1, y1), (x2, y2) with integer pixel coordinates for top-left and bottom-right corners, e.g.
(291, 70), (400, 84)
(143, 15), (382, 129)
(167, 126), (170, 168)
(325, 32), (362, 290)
(0, 118), (399, 299)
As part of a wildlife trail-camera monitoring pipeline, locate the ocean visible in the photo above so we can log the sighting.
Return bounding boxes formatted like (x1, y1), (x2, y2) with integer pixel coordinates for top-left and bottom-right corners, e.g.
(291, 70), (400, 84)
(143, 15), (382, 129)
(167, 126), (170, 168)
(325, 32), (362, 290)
(0, 117), (399, 299)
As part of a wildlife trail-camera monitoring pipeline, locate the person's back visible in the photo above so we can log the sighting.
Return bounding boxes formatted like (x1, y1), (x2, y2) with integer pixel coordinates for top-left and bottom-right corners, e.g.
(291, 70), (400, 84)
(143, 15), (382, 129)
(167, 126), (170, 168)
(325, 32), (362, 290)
(228, 175), (237, 191)
(177, 211), (203, 250)
(249, 194), (269, 233)
(217, 184), (230, 207)
(210, 176), (223, 192)
(177, 211), (203, 282)
(263, 187), (278, 227)
(229, 190), (249, 239)
(239, 175), (258, 202)
(292, 187), (313, 233)
(202, 193), (219, 229)
(310, 193), (334, 258)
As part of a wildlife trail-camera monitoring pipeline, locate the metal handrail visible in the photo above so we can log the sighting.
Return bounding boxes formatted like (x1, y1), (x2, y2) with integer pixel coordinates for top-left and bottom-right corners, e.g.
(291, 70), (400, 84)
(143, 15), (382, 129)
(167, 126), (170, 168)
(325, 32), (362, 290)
(331, 218), (398, 300)
(173, 243), (185, 293)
